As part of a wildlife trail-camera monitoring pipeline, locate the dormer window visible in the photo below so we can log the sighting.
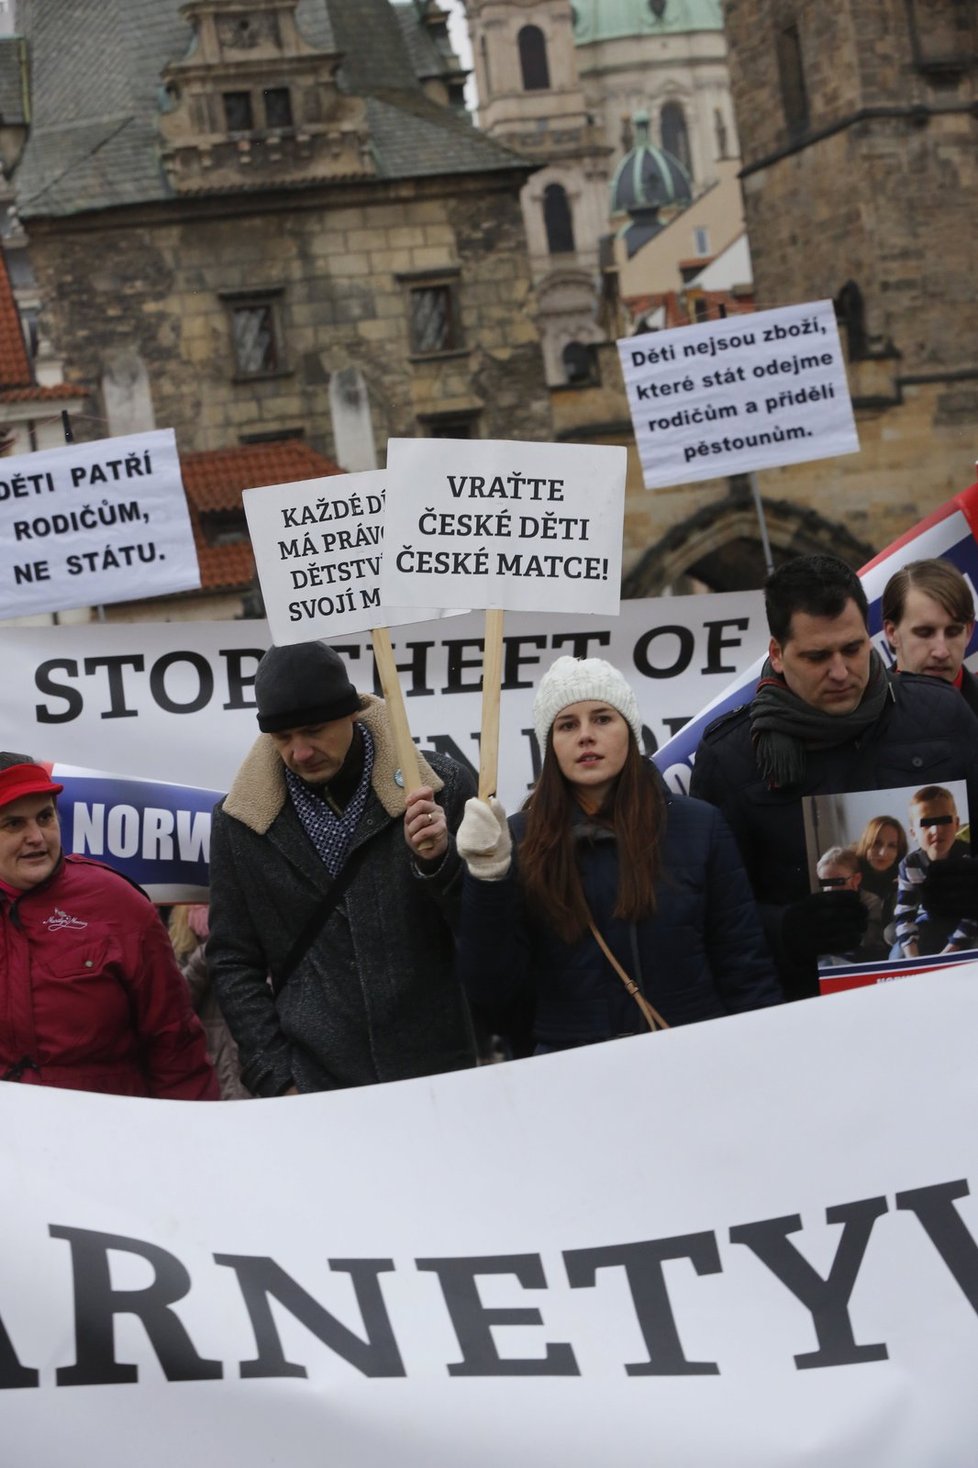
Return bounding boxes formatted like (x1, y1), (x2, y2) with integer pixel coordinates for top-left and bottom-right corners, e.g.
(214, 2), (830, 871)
(263, 87), (293, 130)
(223, 91), (254, 133)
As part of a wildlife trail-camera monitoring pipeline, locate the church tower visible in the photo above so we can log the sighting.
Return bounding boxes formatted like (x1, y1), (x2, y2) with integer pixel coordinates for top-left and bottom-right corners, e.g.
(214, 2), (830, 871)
(464, 0), (612, 385)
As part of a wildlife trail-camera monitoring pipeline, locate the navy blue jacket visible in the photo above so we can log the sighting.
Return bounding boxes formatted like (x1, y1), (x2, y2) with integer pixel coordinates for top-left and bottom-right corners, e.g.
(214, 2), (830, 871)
(457, 787), (781, 1048)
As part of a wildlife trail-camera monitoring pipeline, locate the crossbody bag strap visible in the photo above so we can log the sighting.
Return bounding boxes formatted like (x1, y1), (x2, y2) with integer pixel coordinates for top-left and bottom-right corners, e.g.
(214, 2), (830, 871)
(586, 915), (669, 1033)
(270, 852), (361, 998)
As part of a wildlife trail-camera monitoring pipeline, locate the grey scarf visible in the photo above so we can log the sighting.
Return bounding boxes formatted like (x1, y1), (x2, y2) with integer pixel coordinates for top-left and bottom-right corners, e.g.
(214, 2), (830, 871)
(749, 649), (890, 789)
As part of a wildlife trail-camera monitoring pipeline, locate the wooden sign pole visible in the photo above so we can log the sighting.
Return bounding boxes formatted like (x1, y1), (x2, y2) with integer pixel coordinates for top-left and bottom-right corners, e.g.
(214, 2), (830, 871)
(479, 608), (505, 801)
(370, 627), (422, 794)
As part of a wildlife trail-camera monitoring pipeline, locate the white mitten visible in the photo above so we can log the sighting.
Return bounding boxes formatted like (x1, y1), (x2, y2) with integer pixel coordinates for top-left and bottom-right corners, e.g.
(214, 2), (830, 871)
(456, 796), (512, 881)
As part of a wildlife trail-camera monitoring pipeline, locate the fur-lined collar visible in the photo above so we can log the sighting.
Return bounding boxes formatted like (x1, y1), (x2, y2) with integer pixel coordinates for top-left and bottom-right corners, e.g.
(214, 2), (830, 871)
(222, 695), (443, 835)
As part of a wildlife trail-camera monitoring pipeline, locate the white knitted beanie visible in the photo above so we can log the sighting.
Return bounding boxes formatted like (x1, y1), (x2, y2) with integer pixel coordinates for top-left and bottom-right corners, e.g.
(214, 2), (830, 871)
(533, 656), (643, 750)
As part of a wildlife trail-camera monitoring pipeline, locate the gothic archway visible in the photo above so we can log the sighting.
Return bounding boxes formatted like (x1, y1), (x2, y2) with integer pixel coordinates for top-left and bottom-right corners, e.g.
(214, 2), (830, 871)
(623, 489), (877, 596)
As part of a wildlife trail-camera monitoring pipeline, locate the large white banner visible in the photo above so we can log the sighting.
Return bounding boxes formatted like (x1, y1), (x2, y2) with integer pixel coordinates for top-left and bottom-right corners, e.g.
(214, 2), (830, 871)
(619, 300), (859, 490)
(0, 594), (766, 799)
(4, 965), (978, 1465)
(0, 429), (200, 616)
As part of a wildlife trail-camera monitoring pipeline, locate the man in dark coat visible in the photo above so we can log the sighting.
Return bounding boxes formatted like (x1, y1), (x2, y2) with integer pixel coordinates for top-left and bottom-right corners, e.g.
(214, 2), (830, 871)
(207, 642), (477, 1096)
(690, 554), (978, 1000)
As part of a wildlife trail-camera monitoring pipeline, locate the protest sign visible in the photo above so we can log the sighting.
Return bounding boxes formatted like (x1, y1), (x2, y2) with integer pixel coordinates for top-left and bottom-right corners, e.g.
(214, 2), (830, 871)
(4, 964), (978, 1466)
(243, 466), (461, 791)
(619, 300), (859, 490)
(381, 438), (627, 616)
(655, 478), (978, 790)
(0, 429), (200, 616)
(242, 469), (452, 647)
(382, 438), (627, 793)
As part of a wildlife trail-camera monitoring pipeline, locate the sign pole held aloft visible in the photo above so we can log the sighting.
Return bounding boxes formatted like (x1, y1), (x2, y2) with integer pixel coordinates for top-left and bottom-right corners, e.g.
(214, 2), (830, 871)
(479, 608), (505, 801)
(370, 626), (422, 794)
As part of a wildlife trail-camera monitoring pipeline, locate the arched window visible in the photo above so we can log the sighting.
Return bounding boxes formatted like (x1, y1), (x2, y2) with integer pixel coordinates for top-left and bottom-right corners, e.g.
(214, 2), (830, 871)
(661, 102), (692, 177)
(480, 34), (491, 94)
(519, 25), (550, 90)
(562, 341), (597, 386)
(544, 184), (575, 254)
(776, 22), (810, 136)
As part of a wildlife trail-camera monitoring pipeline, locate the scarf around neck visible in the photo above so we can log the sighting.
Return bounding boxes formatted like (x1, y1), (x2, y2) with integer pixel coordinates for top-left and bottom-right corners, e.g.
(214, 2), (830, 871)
(286, 722), (375, 877)
(749, 647), (890, 789)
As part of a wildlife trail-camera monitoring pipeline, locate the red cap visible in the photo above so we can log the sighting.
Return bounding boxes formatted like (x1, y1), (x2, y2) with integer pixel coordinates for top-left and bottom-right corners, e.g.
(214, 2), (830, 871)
(0, 763), (64, 810)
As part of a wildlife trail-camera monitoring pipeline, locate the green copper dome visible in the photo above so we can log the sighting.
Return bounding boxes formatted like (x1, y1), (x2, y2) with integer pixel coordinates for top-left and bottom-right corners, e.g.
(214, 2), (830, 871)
(610, 112), (692, 216)
(572, 0), (723, 43)
(610, 111), (692, 257)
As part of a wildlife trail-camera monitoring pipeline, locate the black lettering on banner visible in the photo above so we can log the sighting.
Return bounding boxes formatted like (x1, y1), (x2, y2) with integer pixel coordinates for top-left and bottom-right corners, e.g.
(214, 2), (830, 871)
(390, 640), (435, 699)
(445, 639), (486, 695)
(704, 618), (749, 676)
(633, 626), (695, 680)
(51, 1225), (222, 1386)
(13, 560), (50, 584)
(149, 652), (215, 716)
(82, 656), (145, 720)
(222, 648), (263, 711)
(550, 630), (611, 659)
(729, 1197), (890, 1369)
(422, 733), (478, 782)
(564, 1234), (722, 1376)
(503, 635), (547, 690)
(416, 1254), (579, 1377)
(896, 1179), (978, 1313)
(35, 658), (83, 725)
(213, 1255), (404, 1379)
(0, 1307), (39, 1389)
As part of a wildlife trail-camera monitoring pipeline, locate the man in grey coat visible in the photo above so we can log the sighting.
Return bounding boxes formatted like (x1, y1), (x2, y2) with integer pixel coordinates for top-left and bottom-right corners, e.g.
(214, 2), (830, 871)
(207, 641), (477, 1096)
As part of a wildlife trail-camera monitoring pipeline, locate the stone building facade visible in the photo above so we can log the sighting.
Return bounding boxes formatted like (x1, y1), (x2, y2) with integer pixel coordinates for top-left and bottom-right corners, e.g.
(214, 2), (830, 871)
(12, 0), (553, 473)
(465, 0), (740, 392)
(703, 0), (978, 565)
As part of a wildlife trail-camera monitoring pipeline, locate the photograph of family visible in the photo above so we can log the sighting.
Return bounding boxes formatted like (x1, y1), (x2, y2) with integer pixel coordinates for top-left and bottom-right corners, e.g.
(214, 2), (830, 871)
(801, 781), (976, 973)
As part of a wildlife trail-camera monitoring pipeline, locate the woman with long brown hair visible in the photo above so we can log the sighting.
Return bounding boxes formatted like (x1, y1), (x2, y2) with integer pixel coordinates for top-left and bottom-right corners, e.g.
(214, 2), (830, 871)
(854, 815), (907, 935)
(456, 657), (781, 1053)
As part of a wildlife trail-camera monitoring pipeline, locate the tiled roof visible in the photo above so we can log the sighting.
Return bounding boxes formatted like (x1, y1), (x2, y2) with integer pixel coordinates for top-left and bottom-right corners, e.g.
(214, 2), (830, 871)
(0, 384), (89, 401)
(179, 438), (343, 593)
(16, 0), (528, 221)
(0, 245), (33, 386)
(192, 538), (257, 596)
(181, 438), (342, 512)
(0, 243), (91, 403)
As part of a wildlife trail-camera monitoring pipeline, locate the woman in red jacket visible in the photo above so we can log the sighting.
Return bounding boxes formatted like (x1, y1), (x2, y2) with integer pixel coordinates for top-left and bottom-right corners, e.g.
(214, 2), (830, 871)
(0, 754), (218, 1099)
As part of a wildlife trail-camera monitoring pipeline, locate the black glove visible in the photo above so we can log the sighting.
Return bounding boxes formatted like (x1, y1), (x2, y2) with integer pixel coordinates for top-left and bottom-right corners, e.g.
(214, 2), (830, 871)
(782, 890), (868, 963)
(919, 858), (978, 921)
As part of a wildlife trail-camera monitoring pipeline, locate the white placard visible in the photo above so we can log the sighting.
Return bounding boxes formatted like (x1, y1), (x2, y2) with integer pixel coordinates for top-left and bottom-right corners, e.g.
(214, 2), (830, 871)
(619, 300), (859, 490)
(381, 438), (627, 615)
(0, 595), (766, 795)
(243, 469), (454, 645)
(4, 965), (978, 1465)
(0, 429), (200, 615)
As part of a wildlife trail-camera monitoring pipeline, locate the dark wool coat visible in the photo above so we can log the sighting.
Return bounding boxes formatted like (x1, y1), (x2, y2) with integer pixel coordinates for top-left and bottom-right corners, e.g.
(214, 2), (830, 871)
(961, 665), (978, 718)
(207, 697), (477, 1096)
(456, 786), (781, 1048)
(690, 673), (978, 1000)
